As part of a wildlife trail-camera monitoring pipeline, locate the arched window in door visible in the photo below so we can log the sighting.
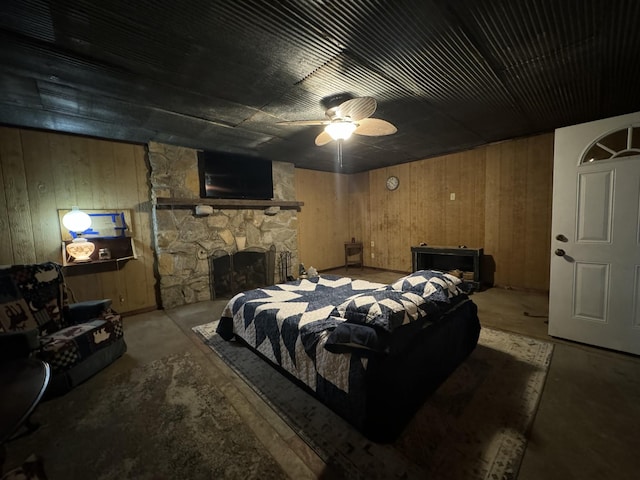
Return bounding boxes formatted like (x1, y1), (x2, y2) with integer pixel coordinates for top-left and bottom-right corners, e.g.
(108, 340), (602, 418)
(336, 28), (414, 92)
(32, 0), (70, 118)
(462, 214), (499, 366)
(581, 126), (640, 164)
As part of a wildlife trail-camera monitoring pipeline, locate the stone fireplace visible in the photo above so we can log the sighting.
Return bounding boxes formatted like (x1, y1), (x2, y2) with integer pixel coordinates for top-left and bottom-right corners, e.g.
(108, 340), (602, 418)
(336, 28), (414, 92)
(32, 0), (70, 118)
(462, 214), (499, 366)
(147, 142), (299, 309)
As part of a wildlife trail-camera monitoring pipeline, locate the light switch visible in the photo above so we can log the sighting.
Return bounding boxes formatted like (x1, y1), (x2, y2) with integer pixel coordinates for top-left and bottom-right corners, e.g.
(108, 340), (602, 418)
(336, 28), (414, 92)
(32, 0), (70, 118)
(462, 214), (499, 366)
(450, 193), (456, 201)
(370, 241), (375, 247)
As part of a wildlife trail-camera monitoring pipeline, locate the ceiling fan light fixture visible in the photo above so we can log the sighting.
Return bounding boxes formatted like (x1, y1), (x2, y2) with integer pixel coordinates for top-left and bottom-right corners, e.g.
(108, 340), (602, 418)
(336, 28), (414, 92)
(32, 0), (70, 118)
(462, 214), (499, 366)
(325, 121), (357, 140)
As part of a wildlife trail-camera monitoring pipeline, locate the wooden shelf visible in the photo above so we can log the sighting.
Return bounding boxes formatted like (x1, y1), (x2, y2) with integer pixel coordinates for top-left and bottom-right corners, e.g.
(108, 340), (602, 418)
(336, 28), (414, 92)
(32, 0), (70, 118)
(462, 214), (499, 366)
(156, 197), (304, 210)
(62, 237), (137, 267)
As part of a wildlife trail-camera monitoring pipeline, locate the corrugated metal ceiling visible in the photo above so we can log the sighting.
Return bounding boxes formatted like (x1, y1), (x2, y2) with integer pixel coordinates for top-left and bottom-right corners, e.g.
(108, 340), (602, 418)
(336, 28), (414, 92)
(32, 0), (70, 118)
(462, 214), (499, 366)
(1, 0), (640, 173)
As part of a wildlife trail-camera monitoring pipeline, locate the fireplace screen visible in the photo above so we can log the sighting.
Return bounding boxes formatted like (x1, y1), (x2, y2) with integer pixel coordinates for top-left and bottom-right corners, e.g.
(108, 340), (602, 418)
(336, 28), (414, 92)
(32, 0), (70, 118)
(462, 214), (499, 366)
(210, 246), (276, 298)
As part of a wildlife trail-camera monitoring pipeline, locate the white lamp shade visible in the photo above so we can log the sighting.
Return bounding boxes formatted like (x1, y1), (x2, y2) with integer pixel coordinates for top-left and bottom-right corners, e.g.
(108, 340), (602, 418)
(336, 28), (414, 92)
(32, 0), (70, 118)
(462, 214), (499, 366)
(325, 121), (357, 140)
(62, 207), (92, 233)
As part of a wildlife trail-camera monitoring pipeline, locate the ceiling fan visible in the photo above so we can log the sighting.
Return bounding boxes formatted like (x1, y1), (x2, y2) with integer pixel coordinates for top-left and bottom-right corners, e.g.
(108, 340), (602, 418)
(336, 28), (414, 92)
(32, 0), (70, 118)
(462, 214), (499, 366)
(277, 96), (397, 167)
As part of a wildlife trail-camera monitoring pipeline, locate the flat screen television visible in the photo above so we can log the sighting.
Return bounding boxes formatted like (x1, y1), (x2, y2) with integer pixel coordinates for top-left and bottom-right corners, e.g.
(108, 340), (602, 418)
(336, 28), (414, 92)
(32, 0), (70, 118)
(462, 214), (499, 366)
(198, 151), (273, 200)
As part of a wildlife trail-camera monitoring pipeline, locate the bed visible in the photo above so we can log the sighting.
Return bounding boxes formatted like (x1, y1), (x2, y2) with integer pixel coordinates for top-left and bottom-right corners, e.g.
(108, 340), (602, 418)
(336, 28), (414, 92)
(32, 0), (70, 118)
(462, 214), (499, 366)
(216, 269), (481, 442)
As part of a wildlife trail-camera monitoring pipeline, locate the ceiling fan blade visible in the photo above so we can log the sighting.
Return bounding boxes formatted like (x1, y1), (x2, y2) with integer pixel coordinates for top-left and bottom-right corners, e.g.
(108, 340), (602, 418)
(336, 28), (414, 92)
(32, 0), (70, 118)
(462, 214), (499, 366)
(335, 97), (377, 121)
(353, 118), (397, 136)
(315, 130), (333, 146)
(277, 119), (330, 126)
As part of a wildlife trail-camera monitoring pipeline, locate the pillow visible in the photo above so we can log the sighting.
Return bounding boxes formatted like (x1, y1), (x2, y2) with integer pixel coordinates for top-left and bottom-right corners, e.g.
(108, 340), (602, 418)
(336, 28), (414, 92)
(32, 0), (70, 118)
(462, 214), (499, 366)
(324, 319), (390, 355)
(390, 270), (463, 302)
(336, 288), (430, 332)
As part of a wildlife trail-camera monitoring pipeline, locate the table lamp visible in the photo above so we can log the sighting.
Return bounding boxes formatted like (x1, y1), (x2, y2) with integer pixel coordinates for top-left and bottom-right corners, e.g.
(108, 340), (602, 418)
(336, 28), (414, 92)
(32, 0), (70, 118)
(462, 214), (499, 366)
(62, 207), (94, 262)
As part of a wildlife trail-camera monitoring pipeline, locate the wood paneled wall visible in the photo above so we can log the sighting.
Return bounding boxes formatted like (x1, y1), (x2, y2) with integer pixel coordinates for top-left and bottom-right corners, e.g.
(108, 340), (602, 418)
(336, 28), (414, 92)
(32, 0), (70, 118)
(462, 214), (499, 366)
(484, 135), (553, 290)
(295, 168), (350, 271)
(0, 127), (157, 313)
(1, 126), (552, 306)
(353, 149), (487, 273)
(343, 133), (553, 290)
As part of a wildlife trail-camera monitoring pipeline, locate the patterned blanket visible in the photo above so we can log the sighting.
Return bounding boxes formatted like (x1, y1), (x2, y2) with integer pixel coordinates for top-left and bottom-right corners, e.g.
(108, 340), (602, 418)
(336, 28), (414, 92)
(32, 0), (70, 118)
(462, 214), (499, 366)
(216, 271), (467, 400)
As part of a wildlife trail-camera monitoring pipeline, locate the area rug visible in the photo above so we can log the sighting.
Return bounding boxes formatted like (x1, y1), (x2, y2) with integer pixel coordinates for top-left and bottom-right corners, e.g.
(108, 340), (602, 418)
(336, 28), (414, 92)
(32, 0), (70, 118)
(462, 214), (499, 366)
(3, 352), (285, 480)
(193, 322), (554, 480)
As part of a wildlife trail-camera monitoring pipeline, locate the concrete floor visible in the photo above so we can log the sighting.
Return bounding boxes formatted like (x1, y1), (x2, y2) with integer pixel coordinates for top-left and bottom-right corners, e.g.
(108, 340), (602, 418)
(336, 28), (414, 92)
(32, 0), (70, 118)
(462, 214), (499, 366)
(166, 268), (640, 479)
(173, 269), (640, 478)
(8, 268), (638, 479)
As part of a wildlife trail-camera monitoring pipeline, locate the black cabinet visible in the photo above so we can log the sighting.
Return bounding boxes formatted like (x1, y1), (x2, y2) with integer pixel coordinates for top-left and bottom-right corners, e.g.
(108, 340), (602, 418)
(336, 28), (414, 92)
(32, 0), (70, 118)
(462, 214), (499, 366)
(411, 246), (483, 290)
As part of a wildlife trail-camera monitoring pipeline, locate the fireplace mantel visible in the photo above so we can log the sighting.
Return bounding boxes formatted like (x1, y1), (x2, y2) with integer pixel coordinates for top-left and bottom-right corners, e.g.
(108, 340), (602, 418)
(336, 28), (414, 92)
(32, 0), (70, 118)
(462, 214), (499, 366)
(156, 197), (304, 210)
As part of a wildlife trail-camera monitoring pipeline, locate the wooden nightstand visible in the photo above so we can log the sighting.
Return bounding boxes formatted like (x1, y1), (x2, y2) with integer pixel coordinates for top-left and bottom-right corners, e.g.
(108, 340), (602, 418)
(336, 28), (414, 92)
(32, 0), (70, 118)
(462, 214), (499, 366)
(344, 242), (363, 271)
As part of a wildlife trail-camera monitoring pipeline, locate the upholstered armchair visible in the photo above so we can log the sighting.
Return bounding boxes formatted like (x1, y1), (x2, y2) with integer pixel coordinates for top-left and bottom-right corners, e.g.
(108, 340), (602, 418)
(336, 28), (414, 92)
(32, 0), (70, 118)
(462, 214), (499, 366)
(0, 262), (126, 394)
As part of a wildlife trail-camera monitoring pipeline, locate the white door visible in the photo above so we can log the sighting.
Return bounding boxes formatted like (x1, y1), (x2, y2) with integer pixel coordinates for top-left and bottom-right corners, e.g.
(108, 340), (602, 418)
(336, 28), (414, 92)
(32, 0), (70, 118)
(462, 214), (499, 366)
(549, 111), (640, 355)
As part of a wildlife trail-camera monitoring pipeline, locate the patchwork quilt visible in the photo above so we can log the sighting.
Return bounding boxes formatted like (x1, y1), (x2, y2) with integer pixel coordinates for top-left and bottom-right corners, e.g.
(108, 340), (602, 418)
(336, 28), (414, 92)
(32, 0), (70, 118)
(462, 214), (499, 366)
(216, 271), (468, 408)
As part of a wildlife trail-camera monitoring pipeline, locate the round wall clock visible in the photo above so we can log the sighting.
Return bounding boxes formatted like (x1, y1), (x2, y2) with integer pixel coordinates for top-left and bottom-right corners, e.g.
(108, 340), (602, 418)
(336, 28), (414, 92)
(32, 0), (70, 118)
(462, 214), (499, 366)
(386, 175), (399, 191)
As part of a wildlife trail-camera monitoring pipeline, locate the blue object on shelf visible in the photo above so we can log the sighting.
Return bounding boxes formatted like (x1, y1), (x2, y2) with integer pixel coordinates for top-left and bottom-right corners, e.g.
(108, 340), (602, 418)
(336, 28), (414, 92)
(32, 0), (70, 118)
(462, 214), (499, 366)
(67, 212), (128, 239)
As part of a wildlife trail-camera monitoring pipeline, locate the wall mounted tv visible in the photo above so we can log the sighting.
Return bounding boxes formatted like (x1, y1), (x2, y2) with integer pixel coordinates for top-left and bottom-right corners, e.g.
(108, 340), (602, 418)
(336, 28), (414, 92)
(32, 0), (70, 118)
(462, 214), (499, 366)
(198, 151), (273, 200)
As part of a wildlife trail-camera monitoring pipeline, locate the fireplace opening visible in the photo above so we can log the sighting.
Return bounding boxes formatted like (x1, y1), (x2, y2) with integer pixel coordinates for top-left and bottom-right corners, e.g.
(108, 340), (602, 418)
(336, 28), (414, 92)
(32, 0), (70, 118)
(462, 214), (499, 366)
(210, 245), (276, 298)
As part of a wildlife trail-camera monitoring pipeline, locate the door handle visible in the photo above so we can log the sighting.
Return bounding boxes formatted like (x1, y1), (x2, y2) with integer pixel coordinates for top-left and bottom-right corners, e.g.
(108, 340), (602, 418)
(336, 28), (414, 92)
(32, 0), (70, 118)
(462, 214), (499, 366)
(555, 249), (566, 257)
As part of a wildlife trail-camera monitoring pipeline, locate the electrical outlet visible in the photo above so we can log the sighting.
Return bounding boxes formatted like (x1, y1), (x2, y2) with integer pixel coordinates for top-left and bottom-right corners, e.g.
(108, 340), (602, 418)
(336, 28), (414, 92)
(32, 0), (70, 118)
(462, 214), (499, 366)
(371, 252), (375, 258)
(370, 241), (375, 247)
